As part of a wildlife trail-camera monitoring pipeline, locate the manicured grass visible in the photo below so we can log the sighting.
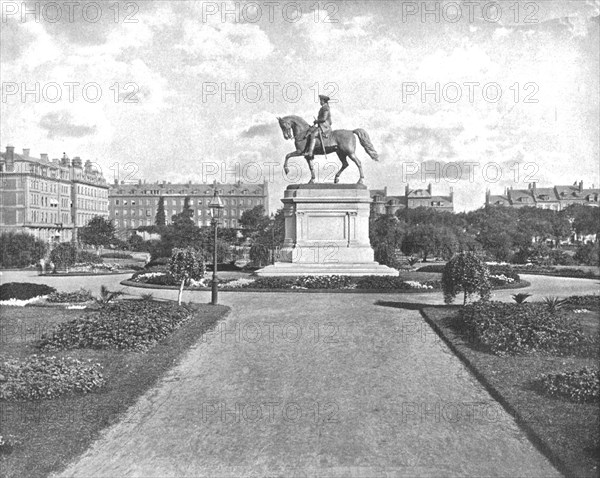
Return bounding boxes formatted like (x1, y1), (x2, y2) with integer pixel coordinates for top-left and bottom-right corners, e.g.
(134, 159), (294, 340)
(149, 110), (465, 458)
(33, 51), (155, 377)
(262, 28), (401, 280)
(421, 304), (599, 478)
(0, 302), (229, 478)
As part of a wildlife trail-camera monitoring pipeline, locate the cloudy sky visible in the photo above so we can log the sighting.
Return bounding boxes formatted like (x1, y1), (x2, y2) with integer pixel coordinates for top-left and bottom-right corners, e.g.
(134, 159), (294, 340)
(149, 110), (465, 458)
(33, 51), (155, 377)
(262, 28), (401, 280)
(1, 0), (599, 211)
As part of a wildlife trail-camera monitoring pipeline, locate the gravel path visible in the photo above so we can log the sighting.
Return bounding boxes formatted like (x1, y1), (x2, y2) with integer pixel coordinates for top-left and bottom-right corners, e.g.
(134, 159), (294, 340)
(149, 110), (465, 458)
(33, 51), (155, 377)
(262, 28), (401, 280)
(51, 292), (561, 478)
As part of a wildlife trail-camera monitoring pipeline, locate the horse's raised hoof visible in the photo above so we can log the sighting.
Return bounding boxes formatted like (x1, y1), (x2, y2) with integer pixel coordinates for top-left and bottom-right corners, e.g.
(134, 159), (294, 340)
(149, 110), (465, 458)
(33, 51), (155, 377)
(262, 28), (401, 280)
(284, 167), (289, 175)
(308, 179), (315, 184)
(357, 178), (364, 185)
(334, 177), (340, 184)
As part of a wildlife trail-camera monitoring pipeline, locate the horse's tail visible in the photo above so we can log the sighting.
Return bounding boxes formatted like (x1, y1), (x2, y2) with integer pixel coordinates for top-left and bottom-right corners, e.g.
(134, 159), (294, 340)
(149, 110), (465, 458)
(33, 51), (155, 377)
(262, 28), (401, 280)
(353, 129), (379, 161)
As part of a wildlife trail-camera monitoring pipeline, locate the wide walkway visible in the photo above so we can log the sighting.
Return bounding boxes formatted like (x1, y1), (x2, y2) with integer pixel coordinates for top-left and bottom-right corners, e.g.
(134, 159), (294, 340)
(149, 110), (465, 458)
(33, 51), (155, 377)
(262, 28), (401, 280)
(50, 291), (562, 477)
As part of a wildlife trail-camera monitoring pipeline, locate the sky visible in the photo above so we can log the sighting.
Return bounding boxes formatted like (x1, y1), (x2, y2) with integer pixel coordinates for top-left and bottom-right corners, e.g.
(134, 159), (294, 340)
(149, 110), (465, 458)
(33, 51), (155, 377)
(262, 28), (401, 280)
(1, 0), (599, 212)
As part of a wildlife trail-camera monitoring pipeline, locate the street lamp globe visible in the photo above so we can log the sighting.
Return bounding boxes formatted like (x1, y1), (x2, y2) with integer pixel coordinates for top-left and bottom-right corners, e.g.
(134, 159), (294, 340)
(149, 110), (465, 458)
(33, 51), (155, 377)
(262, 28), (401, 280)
(209, 190), (224, 222)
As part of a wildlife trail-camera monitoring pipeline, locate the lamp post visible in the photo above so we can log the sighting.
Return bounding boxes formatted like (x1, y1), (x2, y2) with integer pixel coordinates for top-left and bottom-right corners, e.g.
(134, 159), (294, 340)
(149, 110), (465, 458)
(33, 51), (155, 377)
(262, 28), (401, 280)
(209, 190), (224, 305)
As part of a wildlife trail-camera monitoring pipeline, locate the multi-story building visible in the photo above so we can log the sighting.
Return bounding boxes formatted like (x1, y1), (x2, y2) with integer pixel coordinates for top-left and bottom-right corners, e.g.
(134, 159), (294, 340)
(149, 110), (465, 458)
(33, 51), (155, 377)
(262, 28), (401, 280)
(486, 181), (600, 210)
(0, 145), (109, 243)
(370, 183), (454, 215)
(108, 180), (269, 233)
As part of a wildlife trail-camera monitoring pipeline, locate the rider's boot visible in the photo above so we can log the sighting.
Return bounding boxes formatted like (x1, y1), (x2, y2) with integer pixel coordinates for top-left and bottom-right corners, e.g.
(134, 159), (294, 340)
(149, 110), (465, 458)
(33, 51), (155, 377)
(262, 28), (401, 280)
(304, 136), (316, 160)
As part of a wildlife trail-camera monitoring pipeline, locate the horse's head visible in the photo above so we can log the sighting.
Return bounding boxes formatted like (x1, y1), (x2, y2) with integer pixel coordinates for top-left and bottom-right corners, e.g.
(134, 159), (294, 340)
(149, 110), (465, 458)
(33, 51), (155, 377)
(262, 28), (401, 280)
(277, 116), (293, 140)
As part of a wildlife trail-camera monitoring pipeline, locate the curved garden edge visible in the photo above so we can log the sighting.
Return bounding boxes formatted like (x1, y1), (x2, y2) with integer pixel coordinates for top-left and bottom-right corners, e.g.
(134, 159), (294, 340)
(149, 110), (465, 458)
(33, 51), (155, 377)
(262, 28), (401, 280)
(418, 307), (585, 478)
(38, 271), (136, 277)
(119, 279), (531, 294)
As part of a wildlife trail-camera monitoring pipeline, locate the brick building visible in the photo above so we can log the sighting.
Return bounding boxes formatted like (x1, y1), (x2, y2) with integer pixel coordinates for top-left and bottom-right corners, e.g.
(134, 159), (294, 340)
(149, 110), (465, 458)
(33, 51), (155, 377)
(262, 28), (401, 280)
(0, 145), (109, 243)
(370, 183), (454, 215)
(109, 180), (269, 233)
(486, 181), (599, 210)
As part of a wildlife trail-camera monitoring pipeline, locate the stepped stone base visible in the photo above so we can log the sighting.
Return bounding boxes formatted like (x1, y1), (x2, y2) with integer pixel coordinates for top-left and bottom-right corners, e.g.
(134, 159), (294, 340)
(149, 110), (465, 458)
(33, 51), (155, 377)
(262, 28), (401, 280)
(256, 184), (398, 277)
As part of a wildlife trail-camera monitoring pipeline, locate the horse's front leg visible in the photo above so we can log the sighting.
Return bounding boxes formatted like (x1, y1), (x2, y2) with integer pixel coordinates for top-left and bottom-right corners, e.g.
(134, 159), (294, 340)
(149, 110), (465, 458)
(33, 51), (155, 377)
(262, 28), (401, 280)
(283, 151), (304, 176)
(306, 158), (316, 183)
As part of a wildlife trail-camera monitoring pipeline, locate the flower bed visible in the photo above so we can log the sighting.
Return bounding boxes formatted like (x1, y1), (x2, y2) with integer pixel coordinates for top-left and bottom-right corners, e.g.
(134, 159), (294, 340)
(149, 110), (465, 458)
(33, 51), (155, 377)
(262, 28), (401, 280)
(38, 301), (194, 352)
(455, 301), (598, 356)
(46, 288), (94, 303)
(130, 272), (444, 291)
(537, 367), (599, 403)
(0, 355), (105, 401)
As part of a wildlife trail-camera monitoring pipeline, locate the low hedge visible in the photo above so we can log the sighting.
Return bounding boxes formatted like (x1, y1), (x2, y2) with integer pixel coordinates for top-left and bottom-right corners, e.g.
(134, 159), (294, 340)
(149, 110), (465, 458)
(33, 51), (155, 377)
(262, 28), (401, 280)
(537, 367), (599, 403)
(46, 289), (94, 303)
(37, 301), (194, 351)
(0, 283), (56, 301)
(455, 301), (597, 356)
(100, 252), (133, 259)
(0, 355), (105, 401)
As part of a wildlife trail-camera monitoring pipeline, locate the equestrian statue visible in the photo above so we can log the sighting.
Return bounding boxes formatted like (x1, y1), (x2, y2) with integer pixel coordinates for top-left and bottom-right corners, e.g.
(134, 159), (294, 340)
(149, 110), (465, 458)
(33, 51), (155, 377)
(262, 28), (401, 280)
(277, 95), (379, 184)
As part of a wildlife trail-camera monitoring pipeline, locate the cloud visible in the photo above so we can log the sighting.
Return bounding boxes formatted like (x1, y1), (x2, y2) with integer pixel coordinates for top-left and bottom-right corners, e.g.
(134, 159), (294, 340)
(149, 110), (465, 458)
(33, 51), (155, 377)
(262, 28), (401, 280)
(39, 111), (97, 139)
(241, 123), (277, 138)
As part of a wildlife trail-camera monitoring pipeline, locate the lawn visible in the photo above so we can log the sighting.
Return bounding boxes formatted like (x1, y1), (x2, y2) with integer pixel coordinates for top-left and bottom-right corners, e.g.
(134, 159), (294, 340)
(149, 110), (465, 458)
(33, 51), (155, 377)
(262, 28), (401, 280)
(0, 301), (229, 478)
(421, 303), (599, 478)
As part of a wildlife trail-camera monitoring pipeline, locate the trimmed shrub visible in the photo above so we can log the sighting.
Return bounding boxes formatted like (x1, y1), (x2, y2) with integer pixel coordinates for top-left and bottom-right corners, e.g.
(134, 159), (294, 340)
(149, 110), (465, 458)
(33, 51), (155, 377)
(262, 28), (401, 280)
(0, 283), (56, 301)
(456, 301), (597, 356)
(242, 277), (298, 289)
(145, 257), (170, 269)
(538, 367), (599, 403)
(0, 355), (105, 401)
(442, 252), (491, 305)
(0, 232), (47, 268)
(47, 289), (94, 303)
(356, 276), (409, 289)
(38, 301), (193, 351)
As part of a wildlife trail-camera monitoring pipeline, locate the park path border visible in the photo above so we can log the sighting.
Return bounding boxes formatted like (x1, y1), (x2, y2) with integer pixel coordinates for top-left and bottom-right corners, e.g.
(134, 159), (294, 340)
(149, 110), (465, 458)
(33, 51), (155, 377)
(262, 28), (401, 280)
(418, 306), (574, 478)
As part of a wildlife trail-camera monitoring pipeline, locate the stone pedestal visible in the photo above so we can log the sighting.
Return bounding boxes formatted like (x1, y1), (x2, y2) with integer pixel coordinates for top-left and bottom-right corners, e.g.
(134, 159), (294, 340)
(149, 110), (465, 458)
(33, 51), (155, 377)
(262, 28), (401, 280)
(256, 184), (397, 276)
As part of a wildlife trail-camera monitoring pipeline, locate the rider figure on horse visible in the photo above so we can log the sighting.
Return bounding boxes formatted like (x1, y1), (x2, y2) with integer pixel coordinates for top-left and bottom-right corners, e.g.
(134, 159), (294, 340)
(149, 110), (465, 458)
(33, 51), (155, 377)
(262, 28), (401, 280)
(304, 94), (332, 159)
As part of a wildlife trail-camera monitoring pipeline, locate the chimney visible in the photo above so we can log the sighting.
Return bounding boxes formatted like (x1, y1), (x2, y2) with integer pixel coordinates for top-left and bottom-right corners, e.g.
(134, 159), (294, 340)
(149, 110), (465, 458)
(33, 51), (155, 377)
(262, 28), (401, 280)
(579, 180), (583, 193)
(450, 186), (454, 200)
(84, 159), (92, 171)
(138, 179), (142, 185)
(427, 183), (432, 194)
(72, 156), (82, 168)
(40, 153), (49, 161)
(5, 145), (15, 171)
(114, 178), (118, 185)
(405, 183), (409, 197)
(61, 153), (69, 166)
(22, 148), (30, 157)
(485, 188), (490, 204)
(532, 182), (537, 195)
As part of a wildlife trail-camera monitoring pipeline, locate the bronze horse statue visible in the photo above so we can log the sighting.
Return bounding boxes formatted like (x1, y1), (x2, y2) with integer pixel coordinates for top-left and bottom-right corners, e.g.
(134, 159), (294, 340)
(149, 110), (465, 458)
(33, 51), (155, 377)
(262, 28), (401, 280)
(277, 115), (379, 184)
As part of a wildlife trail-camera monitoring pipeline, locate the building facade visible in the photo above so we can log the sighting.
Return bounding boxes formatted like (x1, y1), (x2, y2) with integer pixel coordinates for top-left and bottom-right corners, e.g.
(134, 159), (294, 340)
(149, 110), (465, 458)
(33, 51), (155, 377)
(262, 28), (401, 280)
(486, 182), (600, 210)
(0, 145), (109, 243)
(108, 180), (269, 233)
(370, 183), (454, 215)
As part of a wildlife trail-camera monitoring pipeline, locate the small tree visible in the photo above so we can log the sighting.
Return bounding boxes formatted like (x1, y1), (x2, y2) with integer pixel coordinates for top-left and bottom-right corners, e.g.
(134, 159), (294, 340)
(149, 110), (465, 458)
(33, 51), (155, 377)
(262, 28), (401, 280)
(0, 232), (47, 268)
(79, 216), (116, 254)
(155, 196), (166, 227)
(49, 243), (78, 271)
(442, 251), (491, 305)
(169, 247), (206, 305)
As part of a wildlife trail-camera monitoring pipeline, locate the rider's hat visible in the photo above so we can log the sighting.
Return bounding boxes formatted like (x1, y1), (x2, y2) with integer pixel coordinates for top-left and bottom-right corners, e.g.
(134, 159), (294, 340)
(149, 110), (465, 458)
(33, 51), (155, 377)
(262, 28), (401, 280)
(318, 94), (330, 103)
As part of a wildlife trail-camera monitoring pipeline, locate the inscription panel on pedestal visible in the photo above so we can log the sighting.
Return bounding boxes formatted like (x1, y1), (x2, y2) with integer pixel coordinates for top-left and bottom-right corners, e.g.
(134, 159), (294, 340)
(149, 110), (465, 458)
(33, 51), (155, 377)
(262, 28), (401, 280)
(306, 214), (345, 241)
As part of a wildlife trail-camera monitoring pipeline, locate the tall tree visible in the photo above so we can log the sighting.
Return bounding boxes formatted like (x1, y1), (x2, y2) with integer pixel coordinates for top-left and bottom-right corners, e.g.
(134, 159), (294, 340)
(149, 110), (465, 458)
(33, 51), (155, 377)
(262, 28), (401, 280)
(155, 196), (166, 226)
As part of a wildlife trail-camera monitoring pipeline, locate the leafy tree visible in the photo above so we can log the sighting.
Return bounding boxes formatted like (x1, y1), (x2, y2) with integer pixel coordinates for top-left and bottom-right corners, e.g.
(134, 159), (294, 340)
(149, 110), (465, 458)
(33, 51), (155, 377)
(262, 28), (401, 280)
(370, 215), (406, 268)
(248, 209), (285, 266)
(442, 251), (491, 305)
(78, 216), (116, 252)
(240, 205), (270, 240)
(565, 205), (600, 239)
(0, 232), (47, 268)
(466, 206), (519, 261)
(575, 243), (599, 266)
(49, 243), (78, 271)
(169, 247), (206, 305)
